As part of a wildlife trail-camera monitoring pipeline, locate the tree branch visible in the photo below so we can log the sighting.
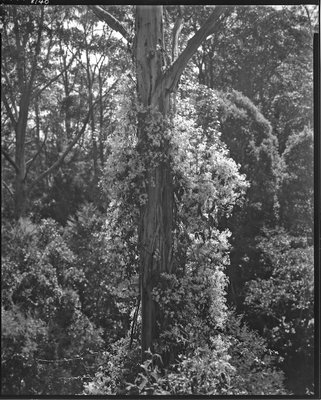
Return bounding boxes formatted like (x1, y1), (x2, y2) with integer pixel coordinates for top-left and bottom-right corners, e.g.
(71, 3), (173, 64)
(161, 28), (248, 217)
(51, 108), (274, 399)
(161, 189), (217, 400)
(1, 148), (19, 174)
(2, 180), (14, 199)
(29, 112), (91, 191)
(172, 6), (184, 62)
(302, 5), (314, 40)
(24, 128), (48, 180)
(2, 64), (19, 118)
(88, 5), (131, 42)
(33, 51), (79, 98)
(152, 6), (230, 105)
(1, 91), (17, 128)
(35, 351), (99, 363)
(27, 8), (44, 95)
(12, 7), (25, 88)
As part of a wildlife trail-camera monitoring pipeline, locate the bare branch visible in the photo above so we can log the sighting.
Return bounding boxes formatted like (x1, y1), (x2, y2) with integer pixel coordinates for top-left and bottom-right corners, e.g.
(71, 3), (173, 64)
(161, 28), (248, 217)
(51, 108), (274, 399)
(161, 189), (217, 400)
(1, 148), (19, 174)
(88, 5), (132, 42)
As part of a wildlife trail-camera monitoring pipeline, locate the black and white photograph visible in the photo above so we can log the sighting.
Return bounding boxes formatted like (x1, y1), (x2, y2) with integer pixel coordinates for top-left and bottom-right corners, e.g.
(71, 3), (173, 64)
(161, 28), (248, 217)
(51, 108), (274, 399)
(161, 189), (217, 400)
(1, 3), (319, 397)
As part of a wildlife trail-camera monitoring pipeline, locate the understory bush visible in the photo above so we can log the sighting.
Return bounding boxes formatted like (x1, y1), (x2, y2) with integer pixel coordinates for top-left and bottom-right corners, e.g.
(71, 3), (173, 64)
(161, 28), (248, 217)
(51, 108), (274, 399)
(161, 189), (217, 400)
(1, 218), (104, 395)
(84, 311), (287, 395)
(83, 83), (286, 396)
(244, 230), (314, 393)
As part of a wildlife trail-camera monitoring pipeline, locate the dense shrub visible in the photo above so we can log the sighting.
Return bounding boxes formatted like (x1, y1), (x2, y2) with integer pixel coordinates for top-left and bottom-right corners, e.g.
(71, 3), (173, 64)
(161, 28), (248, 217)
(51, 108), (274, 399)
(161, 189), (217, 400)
(1, 218), (104, 395)
(244, 230), (314, 393)
(65, 203), (137, 343)
(84, 311), (286, 395)
(279, 128), (313, 236)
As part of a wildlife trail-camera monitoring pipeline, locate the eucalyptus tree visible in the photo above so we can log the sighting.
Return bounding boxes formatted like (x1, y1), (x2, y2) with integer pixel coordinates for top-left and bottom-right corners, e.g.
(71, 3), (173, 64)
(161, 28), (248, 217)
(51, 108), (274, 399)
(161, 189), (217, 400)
(90, 4), (233, 359)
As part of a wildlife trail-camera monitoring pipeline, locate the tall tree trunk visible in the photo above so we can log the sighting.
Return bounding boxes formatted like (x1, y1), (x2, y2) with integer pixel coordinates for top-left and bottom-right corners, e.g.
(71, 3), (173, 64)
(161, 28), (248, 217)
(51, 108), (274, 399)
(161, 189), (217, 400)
(14, 88), (31, 219)
(135, 6), (174, 359)
(12, 7), (44, 219)
(98, 70), (105, 167)
(85, 47), (99, 188)
(60, 41), (72, 143)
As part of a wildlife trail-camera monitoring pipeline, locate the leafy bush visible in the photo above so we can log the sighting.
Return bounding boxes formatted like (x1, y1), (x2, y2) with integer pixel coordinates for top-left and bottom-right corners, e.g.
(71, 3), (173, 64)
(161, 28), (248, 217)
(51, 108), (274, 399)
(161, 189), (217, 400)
(84, 314), (287, 396)
(83, 336), (142, 395)
(83, 83), (286, 396)
(225, 312), (287, 395)
(1, 306), (47, 394)
(1, 218), (104, 395)
(244, 230), (314, 393)
(65, 203), (138, 343)
(279, 128), (313, 236)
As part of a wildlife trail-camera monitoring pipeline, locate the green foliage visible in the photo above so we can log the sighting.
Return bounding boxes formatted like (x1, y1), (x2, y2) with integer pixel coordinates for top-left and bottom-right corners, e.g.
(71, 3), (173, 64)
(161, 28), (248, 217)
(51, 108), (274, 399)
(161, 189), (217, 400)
(65, 203), (137, 343)
(225, 312), (287, 395)
(218, 89), (280, 226)
(1, 5), (128, 220)
(188, 85), (282, 309)
(151, 264), (228, 360)
(84, 312), (286, 395)
(244, 230), (314, 393)
(33, 172), (87, 225)
(83, 337), (142, 395)
(1, 306), (47, 394)
(130, 340), (235, 395)
(173, 84), (249, 220)
(99, 78), (249, 354)
(1, 5), (314, 396)
(1, 218), (104, 395)
(190, 9), (314, 393)
(193, 6), (314, 152)
(279, 128), (313, 235)
(82, 78), (288, 395)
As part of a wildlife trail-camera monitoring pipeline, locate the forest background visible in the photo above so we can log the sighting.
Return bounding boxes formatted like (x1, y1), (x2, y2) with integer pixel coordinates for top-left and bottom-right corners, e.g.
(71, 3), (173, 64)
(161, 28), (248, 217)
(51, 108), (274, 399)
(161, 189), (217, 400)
(1, 4), (319, 396)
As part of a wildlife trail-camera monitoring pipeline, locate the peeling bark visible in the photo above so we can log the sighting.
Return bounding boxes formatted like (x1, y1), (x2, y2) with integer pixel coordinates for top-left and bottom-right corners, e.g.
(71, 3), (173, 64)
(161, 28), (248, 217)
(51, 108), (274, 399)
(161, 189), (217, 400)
(172, 6), (183, 62)
(135, 6), (174, 358)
